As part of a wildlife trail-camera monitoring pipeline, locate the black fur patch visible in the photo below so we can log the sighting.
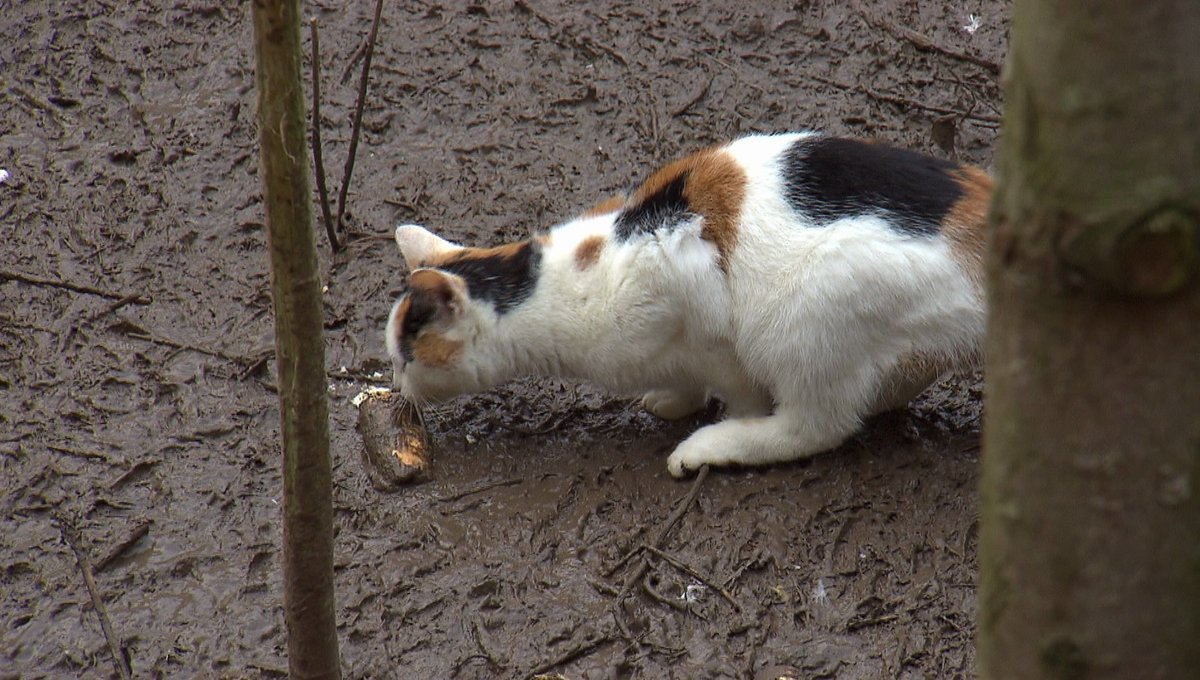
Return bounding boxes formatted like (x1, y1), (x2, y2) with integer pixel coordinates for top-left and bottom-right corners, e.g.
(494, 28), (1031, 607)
(398, 293), (441, 362)
(782, 137), (962, 236)
(613, 172), (692, 240)
(439, 241), (541, 314)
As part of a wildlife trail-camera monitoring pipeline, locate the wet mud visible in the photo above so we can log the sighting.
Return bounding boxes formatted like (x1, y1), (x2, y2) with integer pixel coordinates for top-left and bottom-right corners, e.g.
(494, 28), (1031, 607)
(1, 1), (1005, 677)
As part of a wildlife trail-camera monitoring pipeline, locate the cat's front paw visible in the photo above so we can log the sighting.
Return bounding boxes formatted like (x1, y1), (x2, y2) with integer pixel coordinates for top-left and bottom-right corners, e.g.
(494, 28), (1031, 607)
(666, 426), (739, 478)
(642, 389), (707, 421)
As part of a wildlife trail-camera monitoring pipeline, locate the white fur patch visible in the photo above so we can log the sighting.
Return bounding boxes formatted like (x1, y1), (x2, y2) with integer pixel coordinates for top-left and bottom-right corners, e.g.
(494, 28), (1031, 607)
(386, 134), (986, 475)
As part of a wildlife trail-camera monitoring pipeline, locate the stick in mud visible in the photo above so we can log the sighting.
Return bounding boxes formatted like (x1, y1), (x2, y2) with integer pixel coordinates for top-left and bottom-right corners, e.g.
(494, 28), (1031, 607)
(641, 543), (743, 611)
(0, 269), (151, 305)
(615, 464), (711, 603)
(56, 515), (133, 680)
(334, 0), (385, 236)
(308, 17), (339, 253)
(865, 13), (1003, 75)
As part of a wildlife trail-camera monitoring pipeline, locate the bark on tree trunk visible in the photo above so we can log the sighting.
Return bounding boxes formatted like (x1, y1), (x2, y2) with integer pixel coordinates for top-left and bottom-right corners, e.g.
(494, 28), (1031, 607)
(981, 2), (1200, 679)
(250, 1), (341, 678)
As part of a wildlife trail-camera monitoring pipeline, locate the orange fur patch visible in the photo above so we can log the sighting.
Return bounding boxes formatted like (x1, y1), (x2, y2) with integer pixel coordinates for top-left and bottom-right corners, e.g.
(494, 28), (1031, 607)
(943, 166), (993, 288)
(429, 240), (528, 268)
(628, 148), (747, 272)
(402, 270), (464, 367)
(411, 331), (463, 368)
(583, 194), (627, 218)
(574, 235), (605, 270)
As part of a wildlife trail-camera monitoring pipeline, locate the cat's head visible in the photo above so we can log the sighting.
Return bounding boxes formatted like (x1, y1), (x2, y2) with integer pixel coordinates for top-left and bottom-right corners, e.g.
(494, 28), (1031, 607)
(386, 224), (539, 402)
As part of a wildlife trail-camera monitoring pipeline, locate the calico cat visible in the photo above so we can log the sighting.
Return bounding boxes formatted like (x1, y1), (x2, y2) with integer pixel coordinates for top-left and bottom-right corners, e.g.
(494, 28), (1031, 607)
(386, 132), (989, 477)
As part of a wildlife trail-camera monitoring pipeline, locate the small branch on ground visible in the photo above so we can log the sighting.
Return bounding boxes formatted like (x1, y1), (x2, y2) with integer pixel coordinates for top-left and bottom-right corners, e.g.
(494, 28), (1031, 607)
(95, 520), (152, 573)
(56, 515), (133, 680)
(338, 35), (368, 86)
(670, 76), (713, 117)
(86, 294), (147, 322)
(46, 443), (118, 464)
(865, 14), (1002, 75)
(121, 328), (255, 365)
(641, 544), (743, 611)
(435, 477), (522, 503)
(335, 0), (385, 237)
(524, 628), (617, 678)
(807, 74), (1002, 124)
(615, 465), (711, 602)
(0, 270), (151, 305)
(641, 572), (689, 611)
(308, 18), (339, 253)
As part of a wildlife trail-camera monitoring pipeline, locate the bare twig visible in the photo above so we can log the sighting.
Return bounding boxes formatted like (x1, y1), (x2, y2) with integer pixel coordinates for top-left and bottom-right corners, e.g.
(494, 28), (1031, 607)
(468, 617), (507, 669)
(865, 14), (1002, 75)
(616, 465), (710, 602)
(335, 0), (385, 236)
(86, 294), (146, 322)
(807, 74), (1002, 124)
(47, 443), (116, 464)
(95, 520), (152, 573)
(846, 613), (900, 631)
(123, 329), (252, 365)
(641, 544), (742, 611)
(435, 477), (522, 503)
(603, 543), (642, 577)
(525, 628), (616, 678)
(641, 572), (689, 611)
(670, 76), (713, 117)
(0, 269), (151, 305)
(338, 35), (368, 86)
(56, 516), (132, 680)
(514, 0), (628, 66)
(308, 18), (339, 253)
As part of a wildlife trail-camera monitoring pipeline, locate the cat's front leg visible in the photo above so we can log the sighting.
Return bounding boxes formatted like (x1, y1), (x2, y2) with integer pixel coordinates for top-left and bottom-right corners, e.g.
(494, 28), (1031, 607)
(642, 388), (709, 420)
(666, 409), (860, 478)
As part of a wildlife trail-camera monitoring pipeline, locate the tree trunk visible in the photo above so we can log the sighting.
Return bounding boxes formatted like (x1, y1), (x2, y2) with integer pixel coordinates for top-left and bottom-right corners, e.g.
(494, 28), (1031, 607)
(981, 2), (1200, 680)
(250, 1), (341, 678)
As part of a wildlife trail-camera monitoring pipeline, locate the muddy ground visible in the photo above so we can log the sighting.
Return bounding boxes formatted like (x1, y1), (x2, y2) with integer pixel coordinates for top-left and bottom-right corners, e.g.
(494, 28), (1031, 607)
(1, 1), (1007, 677)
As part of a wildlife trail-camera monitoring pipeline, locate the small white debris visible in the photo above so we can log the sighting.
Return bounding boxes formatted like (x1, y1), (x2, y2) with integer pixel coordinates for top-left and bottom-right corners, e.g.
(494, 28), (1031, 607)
(321, 285), (329, 294)
(351, 386), (391, 407)
(681, 583), (708, 603)
(465, 433), (478, 445)
(0, 169), (9, 185)
(963, 14), (981, 34)
(270, 497), (278, 505)
(812, 578), (829, 604)
(339, 366), (348, 374)
(370, 371), (384, 380)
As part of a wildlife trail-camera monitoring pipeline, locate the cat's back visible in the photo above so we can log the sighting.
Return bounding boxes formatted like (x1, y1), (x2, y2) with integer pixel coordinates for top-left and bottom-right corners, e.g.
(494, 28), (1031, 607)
(719, 133), (990, 287)
(586, 132), (989, 270)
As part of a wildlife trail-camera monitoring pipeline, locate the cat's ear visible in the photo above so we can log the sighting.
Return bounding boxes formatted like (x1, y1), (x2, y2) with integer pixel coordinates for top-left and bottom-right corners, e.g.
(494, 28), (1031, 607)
(407, 268), (467, 325)
(395, 224), (462, 270)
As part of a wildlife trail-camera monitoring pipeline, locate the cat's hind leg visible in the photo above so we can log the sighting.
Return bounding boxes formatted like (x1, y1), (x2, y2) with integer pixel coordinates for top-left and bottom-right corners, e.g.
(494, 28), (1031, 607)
(642, 387), (709, 420)
(869, 353), (946, 415)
